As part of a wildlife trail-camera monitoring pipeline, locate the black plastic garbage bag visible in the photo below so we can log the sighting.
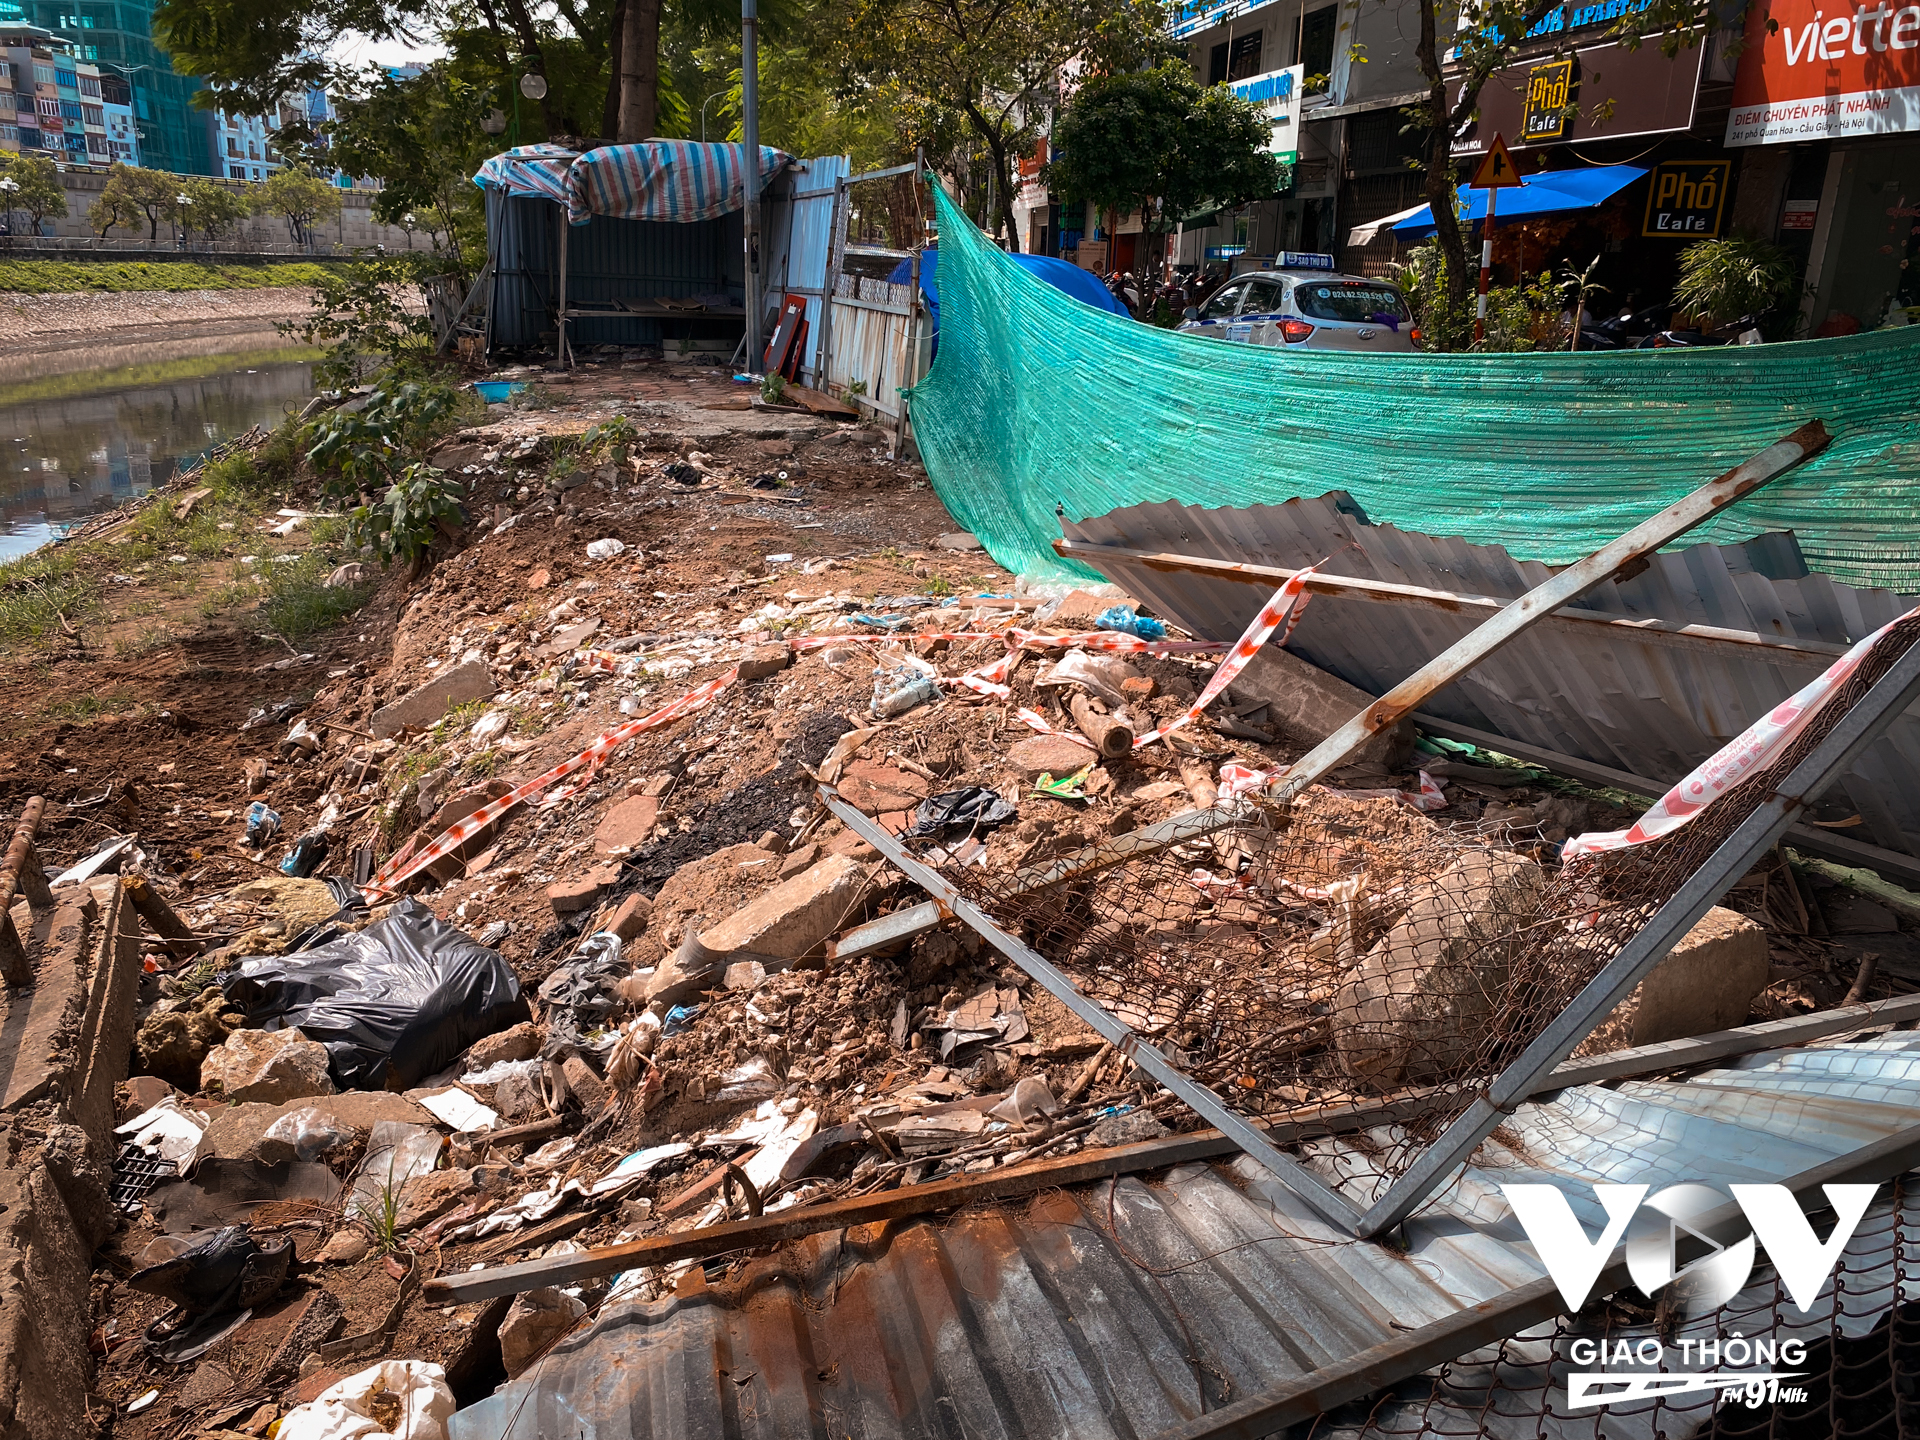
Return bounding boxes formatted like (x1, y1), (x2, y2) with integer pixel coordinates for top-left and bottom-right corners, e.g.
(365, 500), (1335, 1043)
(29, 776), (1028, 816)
(906, 786), (1019, 839)
(224, 899), (526, 1090)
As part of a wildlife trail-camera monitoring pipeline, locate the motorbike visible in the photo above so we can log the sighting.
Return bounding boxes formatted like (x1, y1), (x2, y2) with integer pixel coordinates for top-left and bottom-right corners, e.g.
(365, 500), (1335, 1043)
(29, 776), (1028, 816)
(1636, 311), (1771, 349)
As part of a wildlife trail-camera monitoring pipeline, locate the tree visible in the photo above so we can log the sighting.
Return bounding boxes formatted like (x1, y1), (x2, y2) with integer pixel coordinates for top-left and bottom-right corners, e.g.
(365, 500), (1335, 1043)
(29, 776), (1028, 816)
(183, 178), (254, 243)
(93, 163), (182, 241)
(1046, 61), (1279, 295)
(831, 0), (1172, 245)
(1408, 0), (1725, 333)
(258, 167), (345, 250)
(0, 153), (68, 235)
(89, 182), (145, 238)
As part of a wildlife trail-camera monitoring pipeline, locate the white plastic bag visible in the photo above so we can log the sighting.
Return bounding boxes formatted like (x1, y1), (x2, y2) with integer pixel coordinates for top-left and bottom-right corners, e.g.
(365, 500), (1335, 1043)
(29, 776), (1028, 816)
(275, 1359), (455, 1440)
(586, 537), (626, 559)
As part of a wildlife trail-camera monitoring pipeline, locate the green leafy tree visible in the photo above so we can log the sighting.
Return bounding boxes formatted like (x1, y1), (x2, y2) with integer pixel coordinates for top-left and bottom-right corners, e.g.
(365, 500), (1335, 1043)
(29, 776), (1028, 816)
(182, 178), (254, 243)
(257, 167), (345, 250)
(285, 255), (439, 385)
(91, 163), (178, 241)
(0, 153), (68, 235)
(1046, 61), (1279, 296)
(832, 0), (1173, 246)
(88, 185), (144, 238)
(1409, 0), (1730, 334)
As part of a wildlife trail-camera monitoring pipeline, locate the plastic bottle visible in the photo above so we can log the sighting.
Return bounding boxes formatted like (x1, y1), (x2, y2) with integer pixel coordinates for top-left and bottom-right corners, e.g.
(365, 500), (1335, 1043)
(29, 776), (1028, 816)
(279, 830), (331, 878)
(245, 802), (281, 848)
(871, 672), (941, 718)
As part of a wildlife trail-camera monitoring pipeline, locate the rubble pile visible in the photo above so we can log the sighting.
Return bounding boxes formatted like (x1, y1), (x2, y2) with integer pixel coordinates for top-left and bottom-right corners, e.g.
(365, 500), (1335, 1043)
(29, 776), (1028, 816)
(12, 379), (1911, 1438)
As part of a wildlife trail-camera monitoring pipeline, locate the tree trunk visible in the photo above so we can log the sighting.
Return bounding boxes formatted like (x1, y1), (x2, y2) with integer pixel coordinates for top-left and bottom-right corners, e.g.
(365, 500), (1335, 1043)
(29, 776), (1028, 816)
(617, 0), (659, 143)
(602, 0), (627, 143)
(1414, 0), (1470, 319)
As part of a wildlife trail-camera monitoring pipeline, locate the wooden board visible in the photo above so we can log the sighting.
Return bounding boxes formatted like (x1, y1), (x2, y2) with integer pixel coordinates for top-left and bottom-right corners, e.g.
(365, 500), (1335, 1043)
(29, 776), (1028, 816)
(781, 383), (860, 419)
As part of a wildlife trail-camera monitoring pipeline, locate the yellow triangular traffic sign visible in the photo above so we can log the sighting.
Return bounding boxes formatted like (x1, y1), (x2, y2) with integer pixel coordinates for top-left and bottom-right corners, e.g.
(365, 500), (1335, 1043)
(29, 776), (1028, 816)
(1470, 133), (1525, 189)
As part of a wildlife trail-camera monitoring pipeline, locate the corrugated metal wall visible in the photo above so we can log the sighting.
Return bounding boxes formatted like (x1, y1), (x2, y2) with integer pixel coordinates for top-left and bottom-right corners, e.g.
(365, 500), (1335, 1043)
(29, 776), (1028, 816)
(770, 156), (850, 381)
(1063, 494), (1920, 858)
(826, 276), (916, 420)
(487, 189), (745, 350)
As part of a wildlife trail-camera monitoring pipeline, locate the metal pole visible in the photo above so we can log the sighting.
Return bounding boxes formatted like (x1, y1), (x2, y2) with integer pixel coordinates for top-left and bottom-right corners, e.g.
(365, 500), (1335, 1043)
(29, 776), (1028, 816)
(1474, 187), (1495, 344)
(819, 787), (1367, 1229)
(1354, 623), (1920, 1239)
(741, 0), (762, 366)
(554, 202), (570, 368)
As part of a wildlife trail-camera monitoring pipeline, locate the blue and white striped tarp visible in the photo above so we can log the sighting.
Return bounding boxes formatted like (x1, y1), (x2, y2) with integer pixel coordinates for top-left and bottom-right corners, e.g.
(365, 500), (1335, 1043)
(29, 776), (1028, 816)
(474, 141), (791, 226)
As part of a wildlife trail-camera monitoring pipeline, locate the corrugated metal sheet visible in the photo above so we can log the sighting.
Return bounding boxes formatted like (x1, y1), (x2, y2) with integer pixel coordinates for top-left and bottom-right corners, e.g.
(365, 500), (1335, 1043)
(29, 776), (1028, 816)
(1058, 495), (1920, 859)
(448, 1033), (1920, 1440)
(771, 157), (850, 382)
(825, 277), (916, 420)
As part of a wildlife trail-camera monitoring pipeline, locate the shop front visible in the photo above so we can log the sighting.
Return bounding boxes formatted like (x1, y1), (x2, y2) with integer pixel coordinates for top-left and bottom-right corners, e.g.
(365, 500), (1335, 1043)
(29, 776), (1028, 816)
(1725, 0), (1920, 333)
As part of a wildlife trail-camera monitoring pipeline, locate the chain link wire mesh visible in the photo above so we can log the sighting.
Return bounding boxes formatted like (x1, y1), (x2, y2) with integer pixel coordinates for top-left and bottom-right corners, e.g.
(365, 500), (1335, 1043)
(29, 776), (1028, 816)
(942, 616), (1920, 1189)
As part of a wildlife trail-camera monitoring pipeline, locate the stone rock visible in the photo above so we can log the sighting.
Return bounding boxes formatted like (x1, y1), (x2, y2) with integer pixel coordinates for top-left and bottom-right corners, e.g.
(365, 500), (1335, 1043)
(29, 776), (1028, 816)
(1008, 734), (1099, 780)
(560, 1056), (608, 1116)
(1119, 675), (1158, 705)
(1049, 588), (1127, 625)
(491, 1067), (548, 1122)
(136, 987), (246, 1090)
(934, 532), (983, 552)
(776, 842), (821, 880)
(314, 1229), (371, 1265)
(499, 1286), (587, 1380)
(201, 1028), (335, 1105)
(738, 645), (793, 683)
(197, 1092), (439, 1167)
(594, 795), (661, 854)
(393, 1167), (483, 1232)
(648, 843), (788, 951)
(527, 567), (552, 590)
(752, 437), (794, 457)
(1578, 906), (1772, 1054)
(700, 854), (868, 962)
(605, 892), (653, 941)
(370, 658), (496, 739)
(467, 1021), (542, 1069)
(262, 1289), (346, 1381)
(548, 869), (614, 916)
(173, 1359), (235, 1413)
(117, 1075), (177, 1124)
(1333, 850), (1547, 1086)
(1230, 645), (1415, 770)
(723, 960), (767, 990)
(838, 762), (929, 815)
(1089, 1110), (1171, 1148)
(1823, 891), (1900, 935)
(536, 617), (602, 658)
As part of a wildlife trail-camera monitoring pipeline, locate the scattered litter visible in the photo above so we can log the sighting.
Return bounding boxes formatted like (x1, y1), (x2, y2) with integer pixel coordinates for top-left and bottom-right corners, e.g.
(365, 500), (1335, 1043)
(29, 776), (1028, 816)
(276, 1359), (455, 1440)
(586, 538), (627, 559)
(537, 932), (626, 1057)
(591, 1142), (693, 1195)
(114, 1097), (208, 1168)
(245, 801), (281, 848)
(905, 787), (1019, 839)
(413, 1086), (503, 1133)
(1095, 605), (1167, 640)
(349, 1122), (443, 1215)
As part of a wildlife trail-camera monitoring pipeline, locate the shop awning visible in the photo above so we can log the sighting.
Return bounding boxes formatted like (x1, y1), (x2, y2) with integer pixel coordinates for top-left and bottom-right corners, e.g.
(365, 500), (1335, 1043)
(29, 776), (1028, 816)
(1346, 202), (1430, 247)
(1393, 165), (1647, 239)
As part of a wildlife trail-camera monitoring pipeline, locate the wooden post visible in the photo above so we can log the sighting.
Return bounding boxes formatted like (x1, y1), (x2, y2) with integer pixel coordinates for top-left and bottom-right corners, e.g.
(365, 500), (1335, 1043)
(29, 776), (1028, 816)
(0, 798), (48, 988)
(1068, 692), (1133, 758)
(121, 874), (200, 961)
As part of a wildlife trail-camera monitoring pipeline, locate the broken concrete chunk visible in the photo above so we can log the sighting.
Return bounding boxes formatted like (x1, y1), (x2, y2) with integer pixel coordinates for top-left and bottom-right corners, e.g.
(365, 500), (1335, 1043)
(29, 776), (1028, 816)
(1229, 645), (1414, 770)
(200, 1028), (335, 1106)
(605, 891), (652, 941)
(737, 644), (793, 683)
(1007, 734), (1096, 780)
(934, 532), (983, 552)
(837, 761), (929, 815)
(1332, 849), (1546, 1086)
(560, 1055), (609, 1116)
(593, 795), (660, 855)
(498, 1287), (587, 1380)
(547, 869), (615, 916)
(369, 658), (497, 739)
(1578, 906), (1771, 1053)
(700, 853), (868, 961)
(466, 1021), (542, 1069)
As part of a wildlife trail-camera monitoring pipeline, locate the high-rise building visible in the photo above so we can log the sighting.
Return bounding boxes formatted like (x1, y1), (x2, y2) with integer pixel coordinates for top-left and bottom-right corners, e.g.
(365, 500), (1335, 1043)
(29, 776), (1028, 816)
(0, 24), (108, 166)
(22, 0), (211, 174)
(206, 103), (276, 181)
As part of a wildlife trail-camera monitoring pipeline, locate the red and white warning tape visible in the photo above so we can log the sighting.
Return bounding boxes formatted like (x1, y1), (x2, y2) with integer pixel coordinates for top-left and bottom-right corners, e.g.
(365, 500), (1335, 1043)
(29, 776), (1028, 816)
(1562, 604), (1920, 859)
(363, 665), (740, 899)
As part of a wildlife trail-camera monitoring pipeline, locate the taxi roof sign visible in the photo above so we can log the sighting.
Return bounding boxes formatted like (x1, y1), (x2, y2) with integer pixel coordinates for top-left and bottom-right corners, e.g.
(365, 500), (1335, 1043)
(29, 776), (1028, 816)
(1469, 133), (1525, 189)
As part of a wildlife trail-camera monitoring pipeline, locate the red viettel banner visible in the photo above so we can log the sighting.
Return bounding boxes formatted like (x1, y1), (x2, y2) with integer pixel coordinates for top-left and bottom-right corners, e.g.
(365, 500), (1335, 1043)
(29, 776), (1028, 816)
(1726, 0), (1920, 145)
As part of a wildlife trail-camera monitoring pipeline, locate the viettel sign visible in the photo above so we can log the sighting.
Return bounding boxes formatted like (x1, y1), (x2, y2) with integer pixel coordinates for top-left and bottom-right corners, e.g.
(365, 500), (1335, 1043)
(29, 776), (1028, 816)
(1726, 0), (1920, 145)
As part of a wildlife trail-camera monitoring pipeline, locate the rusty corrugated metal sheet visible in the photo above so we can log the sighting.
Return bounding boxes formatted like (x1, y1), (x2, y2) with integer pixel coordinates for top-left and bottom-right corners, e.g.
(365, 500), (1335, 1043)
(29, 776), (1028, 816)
(1057, 494), (1920, 859)
(448, 1035), (1920, 1440)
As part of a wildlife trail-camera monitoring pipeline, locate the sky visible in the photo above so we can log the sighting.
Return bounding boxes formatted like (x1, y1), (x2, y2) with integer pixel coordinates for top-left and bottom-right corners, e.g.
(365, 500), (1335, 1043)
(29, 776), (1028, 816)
(330, 32), (449, 75)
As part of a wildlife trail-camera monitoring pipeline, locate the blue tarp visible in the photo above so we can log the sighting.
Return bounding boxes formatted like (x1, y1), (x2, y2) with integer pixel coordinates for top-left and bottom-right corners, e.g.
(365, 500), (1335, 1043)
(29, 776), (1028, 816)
(888, 249), (1130, 334)
(1394, 165), (1647, 238)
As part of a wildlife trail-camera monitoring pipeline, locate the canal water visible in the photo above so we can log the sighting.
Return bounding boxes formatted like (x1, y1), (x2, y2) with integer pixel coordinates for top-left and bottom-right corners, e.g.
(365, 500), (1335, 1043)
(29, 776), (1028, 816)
(0, 347), (319, 563)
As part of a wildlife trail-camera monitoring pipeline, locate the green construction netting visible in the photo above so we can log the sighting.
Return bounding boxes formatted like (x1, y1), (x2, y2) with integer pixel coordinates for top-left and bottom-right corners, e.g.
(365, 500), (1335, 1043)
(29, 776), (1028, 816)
(906, 180), (1920, 593)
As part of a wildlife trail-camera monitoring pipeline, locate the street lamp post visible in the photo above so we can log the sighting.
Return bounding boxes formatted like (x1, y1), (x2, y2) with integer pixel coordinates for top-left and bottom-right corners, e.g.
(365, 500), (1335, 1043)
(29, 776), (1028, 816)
(176, 191), (193, 251)
(700, 90), (725, 144)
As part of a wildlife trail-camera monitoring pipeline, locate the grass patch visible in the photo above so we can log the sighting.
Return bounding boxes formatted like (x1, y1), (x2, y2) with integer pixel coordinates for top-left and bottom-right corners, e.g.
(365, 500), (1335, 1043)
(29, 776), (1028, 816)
(45, 691), (136, 721)
(0, 545), (96, 653)
(0, 258), (346, 296)
(256, 551), (375, 643)
(112, 624), (179, 658)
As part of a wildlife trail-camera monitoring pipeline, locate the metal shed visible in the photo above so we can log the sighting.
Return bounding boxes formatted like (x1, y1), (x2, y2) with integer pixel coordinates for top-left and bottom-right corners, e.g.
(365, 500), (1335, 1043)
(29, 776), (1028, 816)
(474, 141), (848, 375)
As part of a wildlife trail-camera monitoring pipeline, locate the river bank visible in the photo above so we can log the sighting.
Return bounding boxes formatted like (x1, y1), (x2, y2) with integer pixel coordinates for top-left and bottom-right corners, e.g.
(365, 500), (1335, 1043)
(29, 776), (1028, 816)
(0, 286), (319, 384)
